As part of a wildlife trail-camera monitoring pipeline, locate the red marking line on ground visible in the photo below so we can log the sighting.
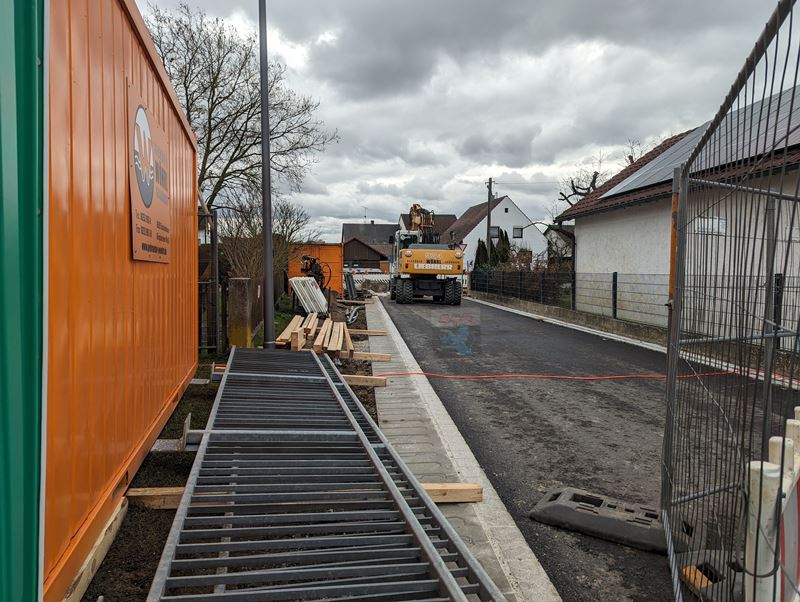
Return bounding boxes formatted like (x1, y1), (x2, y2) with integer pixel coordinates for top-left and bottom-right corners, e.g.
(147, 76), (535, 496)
(374, 370), (733, 381)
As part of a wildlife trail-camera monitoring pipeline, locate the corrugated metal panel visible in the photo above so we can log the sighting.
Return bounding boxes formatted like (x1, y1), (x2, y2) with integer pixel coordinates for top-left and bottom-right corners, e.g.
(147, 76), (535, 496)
(44, 0), (198, 599)
(602, 89), (800, 199)
(0, 1), (44, 600)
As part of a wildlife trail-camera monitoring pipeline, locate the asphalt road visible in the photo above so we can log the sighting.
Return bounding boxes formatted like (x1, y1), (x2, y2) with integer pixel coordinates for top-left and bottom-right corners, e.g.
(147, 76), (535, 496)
(381, 297), (675, 602)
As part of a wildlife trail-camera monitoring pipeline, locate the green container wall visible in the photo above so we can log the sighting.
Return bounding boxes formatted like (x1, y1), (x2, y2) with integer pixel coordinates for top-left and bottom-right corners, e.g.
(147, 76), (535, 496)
(0, 1), (44, 601)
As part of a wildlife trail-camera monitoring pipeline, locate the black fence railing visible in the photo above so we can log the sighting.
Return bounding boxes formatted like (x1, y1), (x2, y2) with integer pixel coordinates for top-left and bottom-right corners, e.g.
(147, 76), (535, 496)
(470, 271), (670, 328)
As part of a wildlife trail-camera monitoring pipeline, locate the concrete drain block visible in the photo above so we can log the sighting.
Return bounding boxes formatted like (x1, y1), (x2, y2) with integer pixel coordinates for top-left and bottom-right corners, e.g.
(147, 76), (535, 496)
(529, 487), (666, 553)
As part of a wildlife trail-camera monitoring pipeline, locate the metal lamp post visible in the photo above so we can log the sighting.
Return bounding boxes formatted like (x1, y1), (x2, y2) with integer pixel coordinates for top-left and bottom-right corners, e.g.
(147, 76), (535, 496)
(258, 0), (275, 348)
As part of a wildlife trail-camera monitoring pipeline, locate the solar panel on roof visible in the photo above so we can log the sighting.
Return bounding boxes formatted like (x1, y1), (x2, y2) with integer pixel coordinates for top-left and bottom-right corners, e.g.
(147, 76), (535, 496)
(601, 87), (800, 199)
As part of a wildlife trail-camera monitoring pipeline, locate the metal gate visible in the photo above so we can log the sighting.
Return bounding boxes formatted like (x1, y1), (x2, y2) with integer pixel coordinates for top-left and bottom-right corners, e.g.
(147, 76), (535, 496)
(148, 348), (506, 600)
(663, 1), (800, 600)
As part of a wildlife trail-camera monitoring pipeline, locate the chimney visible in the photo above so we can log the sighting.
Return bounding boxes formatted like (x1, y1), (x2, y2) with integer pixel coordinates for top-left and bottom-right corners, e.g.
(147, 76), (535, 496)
(370, 219), (374, 224)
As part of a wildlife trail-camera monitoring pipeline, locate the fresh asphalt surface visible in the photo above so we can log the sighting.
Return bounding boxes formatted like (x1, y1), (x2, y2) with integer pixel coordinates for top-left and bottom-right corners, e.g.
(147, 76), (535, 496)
(381, 297), (674, 602)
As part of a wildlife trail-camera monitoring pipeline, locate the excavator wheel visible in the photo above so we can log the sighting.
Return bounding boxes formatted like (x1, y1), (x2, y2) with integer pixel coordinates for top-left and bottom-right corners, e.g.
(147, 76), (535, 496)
(443, 280), (455, 305)
(397, 279), (414, 304)
(451, 281), (462, 306)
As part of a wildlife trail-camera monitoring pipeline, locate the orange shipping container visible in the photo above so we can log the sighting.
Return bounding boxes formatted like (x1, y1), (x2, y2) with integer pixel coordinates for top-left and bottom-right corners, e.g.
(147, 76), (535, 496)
(44, 0), (198, 600)
(288, 243), (344, 296)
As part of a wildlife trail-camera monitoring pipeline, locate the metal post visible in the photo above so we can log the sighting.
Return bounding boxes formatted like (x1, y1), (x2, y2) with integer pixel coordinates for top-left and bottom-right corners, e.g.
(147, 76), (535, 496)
(571, 271), (577, 310)
(500, 271), (503, 296)
(774, 272), (784, 351)
(612, 271), (618, 319)
(518, 270), (523, 299)
(539, 271), (544, 303)
(211, 210), (222, 354)
(760, 196), (778, 460)
(663, 165), (688, 514)
(486, 177), (493, 265)
(258, 0), (275, 348)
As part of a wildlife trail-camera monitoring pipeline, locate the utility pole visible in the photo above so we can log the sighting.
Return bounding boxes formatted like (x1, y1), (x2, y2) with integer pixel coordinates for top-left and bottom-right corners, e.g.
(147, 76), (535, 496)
(486, 177), (493, 264)
(258, 0), (275, 348)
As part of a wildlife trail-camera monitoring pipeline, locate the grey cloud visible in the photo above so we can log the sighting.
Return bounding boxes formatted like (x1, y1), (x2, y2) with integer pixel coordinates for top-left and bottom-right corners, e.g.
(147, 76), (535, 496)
(136, 0), (774, 240)
(459, 125), (543, 167)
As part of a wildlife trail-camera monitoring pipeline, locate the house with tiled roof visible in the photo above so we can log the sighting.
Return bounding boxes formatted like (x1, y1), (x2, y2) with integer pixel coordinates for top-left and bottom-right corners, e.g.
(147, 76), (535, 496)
(442, 195), (546, 270)
(555, 130), (693, 277)
(555, 91), (800, 328)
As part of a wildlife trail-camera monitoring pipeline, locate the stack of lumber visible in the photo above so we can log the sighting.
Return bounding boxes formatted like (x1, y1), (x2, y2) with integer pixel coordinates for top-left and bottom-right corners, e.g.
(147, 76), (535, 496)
(274, 314), (390, 360)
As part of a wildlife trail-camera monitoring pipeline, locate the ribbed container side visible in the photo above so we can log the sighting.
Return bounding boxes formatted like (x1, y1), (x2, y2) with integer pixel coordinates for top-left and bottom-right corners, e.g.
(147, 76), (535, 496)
(0, 2), (44, 601)
(44, 0), (198, 599)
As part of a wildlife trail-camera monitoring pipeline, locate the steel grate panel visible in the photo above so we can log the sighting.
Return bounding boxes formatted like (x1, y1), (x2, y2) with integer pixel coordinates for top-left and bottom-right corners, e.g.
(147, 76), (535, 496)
(149, 347), (506, 601)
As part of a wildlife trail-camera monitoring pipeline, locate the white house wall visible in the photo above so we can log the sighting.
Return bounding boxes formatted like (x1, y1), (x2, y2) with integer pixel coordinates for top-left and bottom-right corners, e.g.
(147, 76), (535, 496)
(573, 201), (672, 327)
(571, 171), (800, 330)
(461, 197), (547, 270)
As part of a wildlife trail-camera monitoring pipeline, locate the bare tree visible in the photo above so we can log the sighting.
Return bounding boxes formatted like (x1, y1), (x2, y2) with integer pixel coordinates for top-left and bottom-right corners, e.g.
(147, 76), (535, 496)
(145, 3), (337, 207)
(621, 138), (646, 167)
(549, 150), (609, 220)
(217, 189), (319, 281)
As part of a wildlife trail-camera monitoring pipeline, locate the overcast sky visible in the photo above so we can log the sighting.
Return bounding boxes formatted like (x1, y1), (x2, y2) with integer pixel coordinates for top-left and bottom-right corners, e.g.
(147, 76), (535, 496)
(137, 0), (773, 241)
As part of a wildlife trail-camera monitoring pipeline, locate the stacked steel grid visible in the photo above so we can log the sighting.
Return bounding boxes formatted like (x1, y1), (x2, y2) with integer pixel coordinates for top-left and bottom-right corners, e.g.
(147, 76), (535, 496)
(663, 1), (800, 600)
(149, 348), (505, 601)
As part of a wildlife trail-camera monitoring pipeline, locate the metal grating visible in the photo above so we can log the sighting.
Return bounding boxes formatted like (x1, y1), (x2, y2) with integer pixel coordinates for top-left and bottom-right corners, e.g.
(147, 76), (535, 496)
(148, 348), (506, 601)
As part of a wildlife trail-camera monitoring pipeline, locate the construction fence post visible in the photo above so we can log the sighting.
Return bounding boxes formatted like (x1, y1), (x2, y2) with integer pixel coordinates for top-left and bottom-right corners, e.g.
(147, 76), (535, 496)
(774, 272), (784, 351)
(539, 271), (545, 303)
(571, 271), (576, 310)
(518, 270), (522, 299)
(612, 271), (618, 319)
(500, 271), (504, 296)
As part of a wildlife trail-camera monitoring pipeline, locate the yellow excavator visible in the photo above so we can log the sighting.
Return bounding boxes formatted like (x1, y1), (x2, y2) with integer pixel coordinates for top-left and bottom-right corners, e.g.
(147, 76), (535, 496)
(390, 203), (464, 305)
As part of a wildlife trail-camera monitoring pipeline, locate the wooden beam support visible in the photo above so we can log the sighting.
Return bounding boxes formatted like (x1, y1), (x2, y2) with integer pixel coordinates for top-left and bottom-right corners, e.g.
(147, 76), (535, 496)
(351, 351), (392, 362)
(126, 482), (481, 510)
(127, 486), (184, 509)
(276, 315), (303, 346)
(313, 318), (333, 353)
(343, 325), (354, 360)
(342, 374), (386, 387)
(348, 329), (387, 336)
(63, 498), (128, 602)
(422, 483), (483, 503)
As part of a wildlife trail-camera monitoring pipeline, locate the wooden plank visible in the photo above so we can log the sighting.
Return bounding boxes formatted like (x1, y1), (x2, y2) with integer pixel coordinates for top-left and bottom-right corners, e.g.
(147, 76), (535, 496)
(342, 374), (386, 387)
(304, 313), (319, 335)
(351, 351), (392, 362)
(348, 329), (387, 336)
(329, 323), (344, 353)
(63, 498), (128, 602)
(679, 565), (712, 596)
(290, 326), (307, 351)
(124, 482), (480, 511)
(323, 319), (334, 349)
(276, 315), (303, 345)
(313, 319), (332, 353)
(127, 486), (185, 509)
(343, 325), (354, 359)
(422, 483), (483, 503)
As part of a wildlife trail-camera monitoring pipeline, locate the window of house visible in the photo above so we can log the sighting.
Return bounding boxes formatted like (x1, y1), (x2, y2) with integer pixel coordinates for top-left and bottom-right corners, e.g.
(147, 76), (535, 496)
(696, 216), (727, 235)
(504, 207), (509, 213)
(513, 227), (524, 238)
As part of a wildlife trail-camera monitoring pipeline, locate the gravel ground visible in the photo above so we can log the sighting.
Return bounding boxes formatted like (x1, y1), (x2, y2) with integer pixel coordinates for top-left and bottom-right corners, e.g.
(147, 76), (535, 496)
(381, 296), (676, 602)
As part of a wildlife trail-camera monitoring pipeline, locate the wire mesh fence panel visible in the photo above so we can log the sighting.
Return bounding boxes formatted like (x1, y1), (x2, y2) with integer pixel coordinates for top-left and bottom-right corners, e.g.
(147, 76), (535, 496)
(617, 273), (670, 327)
(663, 2), (800, 600)
(575, 273), (614, 317)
